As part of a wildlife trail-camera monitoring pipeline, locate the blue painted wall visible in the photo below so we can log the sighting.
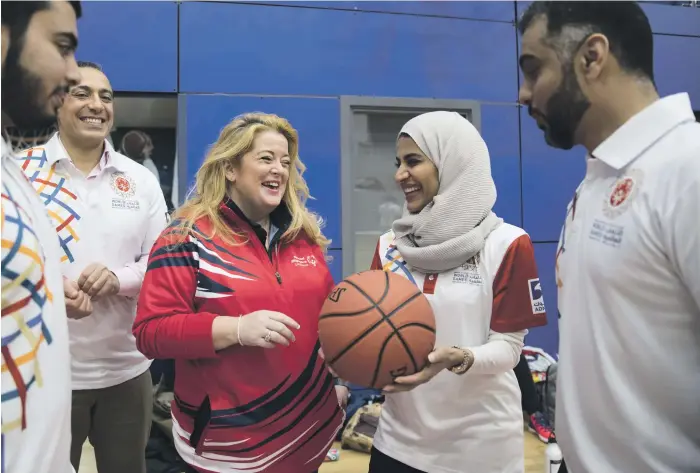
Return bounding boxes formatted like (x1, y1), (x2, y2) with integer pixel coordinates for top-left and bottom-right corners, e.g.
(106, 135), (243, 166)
(78, 1), (178, 92)
(78, 1), (700, 356)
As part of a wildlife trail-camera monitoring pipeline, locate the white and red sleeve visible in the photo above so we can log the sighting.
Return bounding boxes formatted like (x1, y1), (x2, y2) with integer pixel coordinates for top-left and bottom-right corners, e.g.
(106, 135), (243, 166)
(490, 234), (548, 332)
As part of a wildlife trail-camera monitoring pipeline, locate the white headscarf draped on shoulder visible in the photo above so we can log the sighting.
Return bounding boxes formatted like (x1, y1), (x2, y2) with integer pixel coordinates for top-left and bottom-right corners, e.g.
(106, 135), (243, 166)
(392, 111), (503, 273)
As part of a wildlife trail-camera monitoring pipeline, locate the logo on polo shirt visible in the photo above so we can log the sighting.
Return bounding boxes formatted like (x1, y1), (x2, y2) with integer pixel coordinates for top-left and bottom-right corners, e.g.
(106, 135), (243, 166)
(603, 169), (643, 219)
(609, 178), (634, 207)
(528, 278), (546, 315)
(110, 171), (136, 199)
(452, 260), (483, 285)
(110, 171), (140, 210)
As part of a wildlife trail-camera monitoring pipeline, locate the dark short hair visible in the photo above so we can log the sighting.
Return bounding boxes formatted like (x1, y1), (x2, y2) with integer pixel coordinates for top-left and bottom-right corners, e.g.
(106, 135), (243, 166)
(121, 130), (153, 160)
(77, 61), (102, 71)
(518, 1), (654, 82)
(1, 1), (81, 42)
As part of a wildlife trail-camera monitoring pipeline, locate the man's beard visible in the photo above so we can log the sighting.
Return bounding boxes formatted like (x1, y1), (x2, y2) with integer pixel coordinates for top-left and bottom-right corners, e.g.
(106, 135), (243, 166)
(532, 64), (591, 150)
(1, 43), (61, 132)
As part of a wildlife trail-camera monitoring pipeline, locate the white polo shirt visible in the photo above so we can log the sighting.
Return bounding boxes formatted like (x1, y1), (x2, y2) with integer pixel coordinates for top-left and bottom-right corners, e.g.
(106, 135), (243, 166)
(1, 140), (73, 473)
(371, 223), (547, 473)
(16, 133), (168, 390)
(556, 93), (700, 473)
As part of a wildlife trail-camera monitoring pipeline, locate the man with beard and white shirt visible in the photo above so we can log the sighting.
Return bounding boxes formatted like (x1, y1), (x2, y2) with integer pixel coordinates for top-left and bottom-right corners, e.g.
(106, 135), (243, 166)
(16, 60), (168, 473)
(518, 2), (700, 472)
(1, 2), (82, 473)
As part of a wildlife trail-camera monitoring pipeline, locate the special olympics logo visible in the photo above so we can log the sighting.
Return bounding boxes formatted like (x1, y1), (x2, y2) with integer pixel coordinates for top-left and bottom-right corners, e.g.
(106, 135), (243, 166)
(110, 172), (136, 199)
(115, 176), (130, 193)
(609, 177), (634, 208)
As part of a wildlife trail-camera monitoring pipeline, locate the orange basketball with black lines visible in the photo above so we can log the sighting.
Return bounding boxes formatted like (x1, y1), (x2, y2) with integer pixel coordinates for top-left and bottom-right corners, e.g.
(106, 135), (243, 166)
(318, 270), (436, 389)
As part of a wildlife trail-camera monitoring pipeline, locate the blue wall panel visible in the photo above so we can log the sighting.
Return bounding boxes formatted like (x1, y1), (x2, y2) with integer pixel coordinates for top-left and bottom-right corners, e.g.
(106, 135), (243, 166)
(183, 95), (342, 247)
(179, 2), (517, 101)
(528, 243), (558, 357)
(654, 36), (700, 104)
(519, 108), (585, 242)
(641, 3), (700, 36)
(78, 1), (177, 92)
(250, 1), (516, 22)
(480, 105), (522, 228)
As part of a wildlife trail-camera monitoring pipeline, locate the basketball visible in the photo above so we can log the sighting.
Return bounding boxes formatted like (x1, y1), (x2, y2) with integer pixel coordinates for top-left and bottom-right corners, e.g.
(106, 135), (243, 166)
(318, 270), (436, 389)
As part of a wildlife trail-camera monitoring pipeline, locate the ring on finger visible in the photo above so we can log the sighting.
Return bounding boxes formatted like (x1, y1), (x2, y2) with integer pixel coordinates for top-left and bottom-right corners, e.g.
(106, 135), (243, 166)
(264, 330), (272, 343)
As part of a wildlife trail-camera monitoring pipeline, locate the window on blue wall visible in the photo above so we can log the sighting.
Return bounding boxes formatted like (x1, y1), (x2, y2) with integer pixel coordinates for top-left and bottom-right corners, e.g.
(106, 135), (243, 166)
(340, 97), (481, 277)
(111, 94), (178, 211)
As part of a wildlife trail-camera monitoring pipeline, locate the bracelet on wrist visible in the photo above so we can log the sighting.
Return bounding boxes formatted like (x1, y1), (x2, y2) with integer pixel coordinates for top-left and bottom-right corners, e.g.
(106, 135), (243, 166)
(237, 315), (244, 346)
(449, 347), (474, 375)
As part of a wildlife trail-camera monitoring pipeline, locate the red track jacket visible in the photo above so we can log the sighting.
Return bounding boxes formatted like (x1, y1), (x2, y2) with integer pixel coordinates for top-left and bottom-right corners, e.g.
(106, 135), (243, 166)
(133, 201), (344, 473)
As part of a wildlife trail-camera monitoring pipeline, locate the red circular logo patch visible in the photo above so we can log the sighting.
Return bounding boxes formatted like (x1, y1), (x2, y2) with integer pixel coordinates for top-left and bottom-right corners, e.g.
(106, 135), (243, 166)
(609, 177), (634, 208)
(115, 176), (130, 193)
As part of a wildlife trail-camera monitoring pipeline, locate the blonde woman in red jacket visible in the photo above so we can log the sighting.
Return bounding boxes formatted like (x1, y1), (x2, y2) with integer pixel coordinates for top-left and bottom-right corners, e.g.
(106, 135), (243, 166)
(133, 113), (346, 473)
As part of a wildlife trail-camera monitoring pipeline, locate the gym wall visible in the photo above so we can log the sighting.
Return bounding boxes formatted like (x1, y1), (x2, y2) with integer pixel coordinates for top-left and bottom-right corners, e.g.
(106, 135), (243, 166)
(77, 1), (700, 356)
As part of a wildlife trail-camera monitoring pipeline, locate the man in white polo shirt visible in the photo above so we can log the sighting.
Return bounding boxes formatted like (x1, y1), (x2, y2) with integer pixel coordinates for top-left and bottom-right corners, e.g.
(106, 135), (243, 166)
(518, 2), (700, 472)
(17, 61), (168, 473)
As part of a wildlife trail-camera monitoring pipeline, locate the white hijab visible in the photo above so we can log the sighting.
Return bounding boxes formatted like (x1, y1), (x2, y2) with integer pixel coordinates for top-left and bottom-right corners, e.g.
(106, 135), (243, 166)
(392, 111), (503, 273)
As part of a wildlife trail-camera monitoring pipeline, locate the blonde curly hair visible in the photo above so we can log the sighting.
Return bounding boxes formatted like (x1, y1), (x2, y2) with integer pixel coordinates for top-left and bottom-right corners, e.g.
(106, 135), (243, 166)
(172, 112), (329, 251)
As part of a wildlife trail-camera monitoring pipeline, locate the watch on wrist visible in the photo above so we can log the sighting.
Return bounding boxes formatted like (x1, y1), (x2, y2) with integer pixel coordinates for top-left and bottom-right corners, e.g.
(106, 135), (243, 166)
(449, 347), (474, 375)
(334, 377), (350, 387)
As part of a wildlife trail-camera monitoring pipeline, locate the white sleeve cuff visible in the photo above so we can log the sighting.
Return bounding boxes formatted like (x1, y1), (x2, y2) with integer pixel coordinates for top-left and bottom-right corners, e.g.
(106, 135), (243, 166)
(113, 265), (142, 298)
(467, 330), (526, 375)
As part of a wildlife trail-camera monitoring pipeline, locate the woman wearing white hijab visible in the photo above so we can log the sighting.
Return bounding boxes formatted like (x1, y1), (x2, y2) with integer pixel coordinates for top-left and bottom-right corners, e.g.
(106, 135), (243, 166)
(368, 111), (548, 473)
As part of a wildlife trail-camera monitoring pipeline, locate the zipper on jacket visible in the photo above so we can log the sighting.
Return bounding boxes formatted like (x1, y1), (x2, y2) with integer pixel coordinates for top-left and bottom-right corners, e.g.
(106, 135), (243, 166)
(244, 217), (284, 287)
(225, 200), (287, 287)
(255, 233), (283, 286)
(273, 244), (282, 285)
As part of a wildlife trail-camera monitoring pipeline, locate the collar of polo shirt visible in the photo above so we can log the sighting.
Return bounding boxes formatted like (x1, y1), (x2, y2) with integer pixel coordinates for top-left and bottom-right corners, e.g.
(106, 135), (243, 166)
(592, 93), (696, 171)
(45, 131), (125, 174)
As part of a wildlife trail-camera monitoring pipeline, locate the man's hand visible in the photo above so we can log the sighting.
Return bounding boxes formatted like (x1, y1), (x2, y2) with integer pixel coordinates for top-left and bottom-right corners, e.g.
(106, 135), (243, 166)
(64, 279), (92, 320)
(77, 263), (120, 300)
(381, 347), (463, 394)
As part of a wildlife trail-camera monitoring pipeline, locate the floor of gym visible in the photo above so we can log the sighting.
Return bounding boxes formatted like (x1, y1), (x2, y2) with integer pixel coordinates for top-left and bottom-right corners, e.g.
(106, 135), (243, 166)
(79, 427), (547, 472)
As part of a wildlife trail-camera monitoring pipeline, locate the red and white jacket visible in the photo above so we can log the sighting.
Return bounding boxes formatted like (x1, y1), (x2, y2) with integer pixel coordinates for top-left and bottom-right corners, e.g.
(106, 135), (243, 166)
(133, 201), (344, 473)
